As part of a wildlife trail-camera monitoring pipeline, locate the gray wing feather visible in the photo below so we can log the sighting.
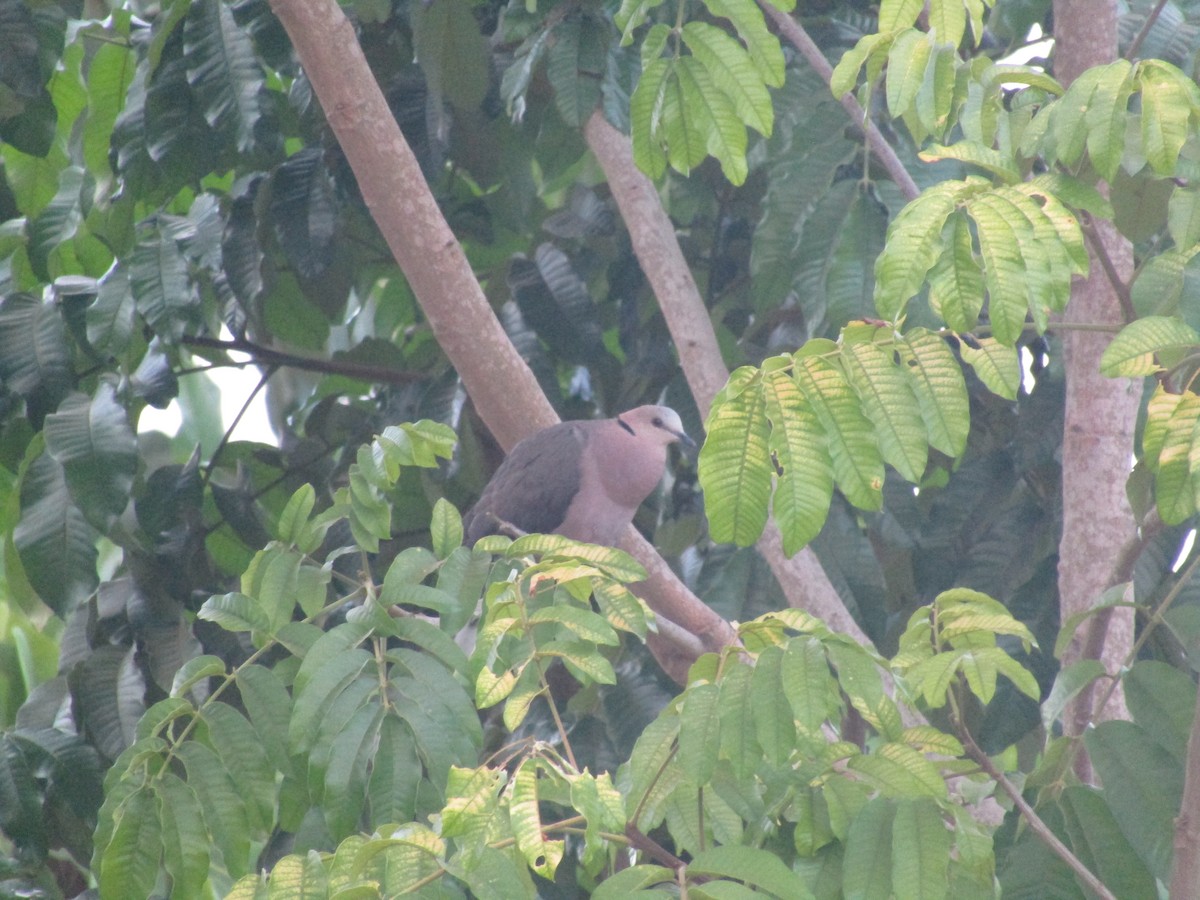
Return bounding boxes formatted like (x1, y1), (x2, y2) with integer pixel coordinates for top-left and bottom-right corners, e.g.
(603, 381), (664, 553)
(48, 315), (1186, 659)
(464, 422), (587, 543)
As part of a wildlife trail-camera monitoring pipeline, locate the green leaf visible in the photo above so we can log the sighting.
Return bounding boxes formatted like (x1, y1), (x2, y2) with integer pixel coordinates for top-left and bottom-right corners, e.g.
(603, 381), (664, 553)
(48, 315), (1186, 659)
(751, 645), (796, 764)
(368, 713), (421, 825)
(967, 191), (1038, 344)
(237, 664), (294, 776)
(848, 743), (947, 799)
(277, 483), (316, 548)
(842, 333), (928, 482)
(762, 368), (833, 555)
(1143, 385), (1184, 469)
(430, 497), (463, 560)
(673, 56), (748, 184)
(717, 662), (759, 779)
(891, 798), (950, 900)
(545, 639), (617, 684)
(780, 635), (840, 733)
(699, 367), (772, 546)
(1086, 721), (1182, 881)
(0, 293), (71, 415)
(1052, 66), (1102, 170)
(197, 591), (272, 634)
(615, 0), (666, 44)
(959, 337), (1020, 400)
(878, 0), (923, 30)
(546, 15), (607, 127)
(874, 182), (968, 321)
(177, 741), (252, 878)
(682, 21), (772, 135)
(506, 534), (646, 582)
(593, 580), (650, 638)
(183, 0), (265, 152)
(14, 445), (98, 615)
(1138, 59), (1200, 176)
(511, 761), (565, 878)
(156, 772), (211, 897)
(1041, 659), (1105, 732)
(700, 0), (785, 88)
(630, 56), (670, 179)
(1170, 185), (1200, 249)
(842, 798), (894, 900)
(1085, 60), (1134, 182)
(170, 654), (225, 699)
(1124, 660), (1196, 763)
(324, 703), (383, 838)
(86, 267), (135, 358)
(98, 787), (161, 900)
(26, 165), (84, 280)
(410, 0), (489, 112)
(919, 141), (1020, 183)
(1156, 392), (1200, 523)
(678, 682), (720, 785)
(900, 329), (969, 457)
(290, 649), (373, 755)
(1060, 785), (1158, 900)
(928, 0), (966, 46)
(529, 604), (620, 646)
(886, 29), (932, 120)
(42, 382), (137, 532)
(129, 219), (196, 340)
(830, 32), (892, 99)
(1100, 316), (1200, 377)
(201, 702), (276, 832)
(688, 845), (814, 898)
(794, 354), (884, 510)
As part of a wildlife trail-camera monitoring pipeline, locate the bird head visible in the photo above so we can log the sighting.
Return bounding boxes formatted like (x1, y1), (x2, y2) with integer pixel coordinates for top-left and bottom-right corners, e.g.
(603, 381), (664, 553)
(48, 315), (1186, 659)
(617, 405), (697, 451)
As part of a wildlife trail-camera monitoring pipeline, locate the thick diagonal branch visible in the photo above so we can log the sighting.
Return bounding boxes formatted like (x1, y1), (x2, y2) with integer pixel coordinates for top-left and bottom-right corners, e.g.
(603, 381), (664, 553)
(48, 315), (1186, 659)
(584, 111), (870, 646)
(268, 0), (734, 665)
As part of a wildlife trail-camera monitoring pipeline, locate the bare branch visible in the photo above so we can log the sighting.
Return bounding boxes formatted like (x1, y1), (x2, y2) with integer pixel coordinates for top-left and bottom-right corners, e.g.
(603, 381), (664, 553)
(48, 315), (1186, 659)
(1125, 0), (1172, 61)
(757, 2), (921, 203)
(181, 335), (428, 387)
(956, 708), (1117, 900)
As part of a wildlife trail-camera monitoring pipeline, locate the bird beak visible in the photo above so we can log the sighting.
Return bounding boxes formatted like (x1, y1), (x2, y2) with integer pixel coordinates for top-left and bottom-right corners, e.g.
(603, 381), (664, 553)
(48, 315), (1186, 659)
(675, 430), (697, 452)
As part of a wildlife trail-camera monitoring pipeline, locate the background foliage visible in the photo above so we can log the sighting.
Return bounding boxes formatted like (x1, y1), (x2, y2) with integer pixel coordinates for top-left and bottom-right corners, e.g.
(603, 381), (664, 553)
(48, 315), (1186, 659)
(3, 0), (1200, 896)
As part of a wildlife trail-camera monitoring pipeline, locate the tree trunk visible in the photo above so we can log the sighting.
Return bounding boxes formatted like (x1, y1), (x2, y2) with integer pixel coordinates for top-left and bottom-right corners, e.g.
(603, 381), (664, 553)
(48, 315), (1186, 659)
(1052, 0), (1138, 743)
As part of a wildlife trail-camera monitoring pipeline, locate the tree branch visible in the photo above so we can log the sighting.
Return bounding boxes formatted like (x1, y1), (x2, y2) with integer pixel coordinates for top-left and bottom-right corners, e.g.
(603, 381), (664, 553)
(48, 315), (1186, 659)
(584, 110), (873, 647)
(956, 710), (1117, 900)
(267, 0), (734, 671)
(1125, 0), (1171, 61)
(180, 335), (427, 387)
(1171, 682), (1200, 897)
(756, 2), (921, 204)
(1079, 213), (1136, 324)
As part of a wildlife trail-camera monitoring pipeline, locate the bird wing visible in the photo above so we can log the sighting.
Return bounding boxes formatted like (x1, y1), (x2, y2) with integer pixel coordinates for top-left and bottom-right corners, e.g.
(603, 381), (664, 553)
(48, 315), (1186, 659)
(464, 422), (588, 542)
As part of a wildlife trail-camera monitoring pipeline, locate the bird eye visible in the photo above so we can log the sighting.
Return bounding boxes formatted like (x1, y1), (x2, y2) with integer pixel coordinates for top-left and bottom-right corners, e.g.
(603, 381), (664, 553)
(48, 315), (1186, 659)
(652, 417), (663, 427)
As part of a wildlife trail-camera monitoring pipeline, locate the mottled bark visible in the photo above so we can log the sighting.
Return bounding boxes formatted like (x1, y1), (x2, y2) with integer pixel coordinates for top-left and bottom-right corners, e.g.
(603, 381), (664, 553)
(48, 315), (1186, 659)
(1053, 1), (1138, 737)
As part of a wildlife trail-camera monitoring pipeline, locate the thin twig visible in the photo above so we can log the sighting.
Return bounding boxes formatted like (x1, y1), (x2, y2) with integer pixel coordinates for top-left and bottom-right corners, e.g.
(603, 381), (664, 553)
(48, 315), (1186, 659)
(181, 334), (426, 386)
(201, 365), (275, 488)
(757, 1), (921, 203)
(1080, 213), (1136, 323)
(951, 695), (1117, 900)
(1125, 0), (1172, 61)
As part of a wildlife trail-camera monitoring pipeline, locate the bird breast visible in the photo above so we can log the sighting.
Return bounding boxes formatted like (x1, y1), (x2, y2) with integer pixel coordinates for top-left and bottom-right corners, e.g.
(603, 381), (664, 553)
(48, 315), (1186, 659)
(555, 429), (668, 546)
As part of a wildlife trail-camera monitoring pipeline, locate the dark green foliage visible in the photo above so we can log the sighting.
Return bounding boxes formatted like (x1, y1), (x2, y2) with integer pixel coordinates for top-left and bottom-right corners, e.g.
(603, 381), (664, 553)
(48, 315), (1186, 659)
(3, 0), (1200, 896)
